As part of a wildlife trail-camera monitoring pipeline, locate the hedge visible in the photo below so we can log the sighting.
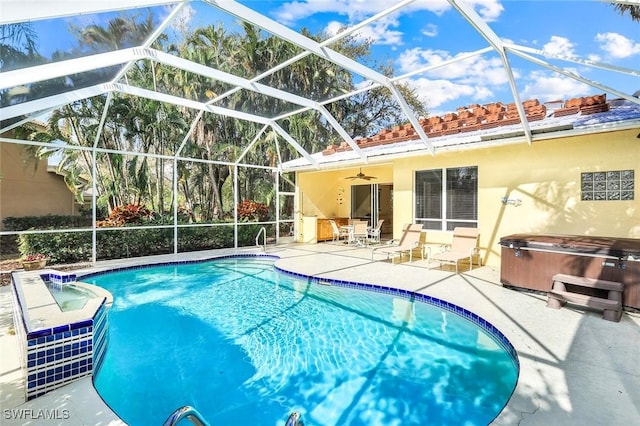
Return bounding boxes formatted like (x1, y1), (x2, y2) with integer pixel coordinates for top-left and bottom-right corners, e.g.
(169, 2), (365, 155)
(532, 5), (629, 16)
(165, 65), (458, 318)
(16, 223), (274, 263)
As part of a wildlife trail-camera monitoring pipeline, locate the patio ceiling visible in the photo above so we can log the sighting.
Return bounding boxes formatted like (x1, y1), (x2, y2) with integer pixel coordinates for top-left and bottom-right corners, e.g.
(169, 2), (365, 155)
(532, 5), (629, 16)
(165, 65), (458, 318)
(1, 0), (639, 171)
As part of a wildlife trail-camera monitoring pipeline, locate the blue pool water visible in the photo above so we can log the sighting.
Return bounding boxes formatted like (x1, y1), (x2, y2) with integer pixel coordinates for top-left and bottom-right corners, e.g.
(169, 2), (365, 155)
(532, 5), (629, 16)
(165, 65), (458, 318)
(46, 282), (96, 311)
(86, 257), (518, 425)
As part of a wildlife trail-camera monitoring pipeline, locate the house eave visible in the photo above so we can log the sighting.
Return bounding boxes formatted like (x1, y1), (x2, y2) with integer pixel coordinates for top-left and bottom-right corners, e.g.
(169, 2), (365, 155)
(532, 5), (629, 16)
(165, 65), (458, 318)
(281, 113), (640, 173)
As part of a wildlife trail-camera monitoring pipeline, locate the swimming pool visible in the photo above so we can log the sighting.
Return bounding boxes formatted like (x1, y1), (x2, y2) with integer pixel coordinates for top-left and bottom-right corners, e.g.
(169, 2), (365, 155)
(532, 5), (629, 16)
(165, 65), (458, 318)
(46, 282), (97, 312)
(85, 256), (518, 425)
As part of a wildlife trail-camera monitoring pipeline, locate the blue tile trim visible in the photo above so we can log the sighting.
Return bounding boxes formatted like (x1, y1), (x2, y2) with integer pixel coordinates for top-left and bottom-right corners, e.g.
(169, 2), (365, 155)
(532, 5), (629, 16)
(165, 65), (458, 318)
(27, 328), (52, 340)
(70, 319), (93, 331)
(52, 325), (69, 334)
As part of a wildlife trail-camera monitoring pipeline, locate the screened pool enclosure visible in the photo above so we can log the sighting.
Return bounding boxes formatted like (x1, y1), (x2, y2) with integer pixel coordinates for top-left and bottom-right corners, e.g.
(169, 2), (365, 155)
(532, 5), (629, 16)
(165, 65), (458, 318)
(1, 1), (639, 262)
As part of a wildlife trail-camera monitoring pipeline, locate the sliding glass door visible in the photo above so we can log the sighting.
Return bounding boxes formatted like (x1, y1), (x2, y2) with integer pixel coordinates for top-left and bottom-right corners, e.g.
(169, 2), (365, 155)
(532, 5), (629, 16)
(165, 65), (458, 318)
(351, 184), (393, 232)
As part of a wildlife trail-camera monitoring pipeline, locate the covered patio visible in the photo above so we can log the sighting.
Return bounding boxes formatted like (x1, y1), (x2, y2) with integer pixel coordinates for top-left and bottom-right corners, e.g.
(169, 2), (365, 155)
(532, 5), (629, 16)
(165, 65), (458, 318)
(1, 243), (639, 424)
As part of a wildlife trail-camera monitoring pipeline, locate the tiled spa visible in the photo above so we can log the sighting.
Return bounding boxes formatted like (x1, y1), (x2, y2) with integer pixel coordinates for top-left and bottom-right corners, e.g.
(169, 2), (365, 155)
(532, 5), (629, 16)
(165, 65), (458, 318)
(10, 269), (112, 400)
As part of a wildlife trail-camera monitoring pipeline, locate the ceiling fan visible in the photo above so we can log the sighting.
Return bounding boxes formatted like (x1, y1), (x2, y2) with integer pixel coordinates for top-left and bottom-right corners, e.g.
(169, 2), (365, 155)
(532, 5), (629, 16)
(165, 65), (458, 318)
(345, 168), (377, 181)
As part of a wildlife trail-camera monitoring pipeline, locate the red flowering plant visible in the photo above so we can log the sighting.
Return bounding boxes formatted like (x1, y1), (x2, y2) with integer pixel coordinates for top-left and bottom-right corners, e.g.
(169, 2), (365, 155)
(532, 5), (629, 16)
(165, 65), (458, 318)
(96, 204), (155, 227)
(237, 200), (269, 222)
(22, 253), (48, 262)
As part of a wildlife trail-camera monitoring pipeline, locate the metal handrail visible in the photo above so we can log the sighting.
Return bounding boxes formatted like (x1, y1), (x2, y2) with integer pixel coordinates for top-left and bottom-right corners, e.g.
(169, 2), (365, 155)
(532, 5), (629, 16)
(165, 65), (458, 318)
(285, 411), (302, 426)
(163, 406), (210, 426)
(256, 226), (267, 251)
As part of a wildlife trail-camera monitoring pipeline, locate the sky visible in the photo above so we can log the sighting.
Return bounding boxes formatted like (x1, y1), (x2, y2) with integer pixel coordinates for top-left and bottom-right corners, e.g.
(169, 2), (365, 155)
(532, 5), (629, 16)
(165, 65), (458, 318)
(13, 0), (640, 118)
(235, 0), (640, 115)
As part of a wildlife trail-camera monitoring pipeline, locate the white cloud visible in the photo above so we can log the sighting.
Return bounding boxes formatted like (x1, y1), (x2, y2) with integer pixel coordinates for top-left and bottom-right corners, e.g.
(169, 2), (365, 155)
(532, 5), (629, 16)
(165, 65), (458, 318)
(465, 0), (504, 22)
(396, 47), (512, 109)
(520, 71), (591, 102)
(587, 53), (601, 62)
(397, 48), (509, 85)
(542, 36), (576, 57)
(271, 0), (504, 44)
(273, 0), (400, 25)
(337, 17), (404, 45)
(408, 77), (478, 110)
(595, 32), (640, 59)
(421, 23), (438, 38)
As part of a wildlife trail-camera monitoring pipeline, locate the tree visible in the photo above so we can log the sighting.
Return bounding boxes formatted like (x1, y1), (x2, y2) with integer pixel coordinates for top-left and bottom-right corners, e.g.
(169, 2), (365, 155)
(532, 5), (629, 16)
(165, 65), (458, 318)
(41, 16), (427, 223)
(612, 3), (640, 21)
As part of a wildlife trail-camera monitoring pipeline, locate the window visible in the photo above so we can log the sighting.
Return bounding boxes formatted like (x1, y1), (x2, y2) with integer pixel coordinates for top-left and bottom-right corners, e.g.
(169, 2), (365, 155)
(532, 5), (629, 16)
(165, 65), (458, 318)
(415, 166), (478, 230)
(581, 170), (634, 201)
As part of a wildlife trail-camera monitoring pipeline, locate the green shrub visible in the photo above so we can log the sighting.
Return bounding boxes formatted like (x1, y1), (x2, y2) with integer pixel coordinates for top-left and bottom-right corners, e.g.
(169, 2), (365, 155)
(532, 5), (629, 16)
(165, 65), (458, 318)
(177, 226), (234, 252)
(96, 228), (174, 259)
(14, 214), (277, 263)
(3, 215), (92, 230)
(18, 231), (93, 263)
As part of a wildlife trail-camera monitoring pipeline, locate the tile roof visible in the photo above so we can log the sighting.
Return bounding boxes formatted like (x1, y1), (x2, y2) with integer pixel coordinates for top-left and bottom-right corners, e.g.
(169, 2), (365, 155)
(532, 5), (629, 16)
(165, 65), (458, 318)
(282, 94), (640, 170)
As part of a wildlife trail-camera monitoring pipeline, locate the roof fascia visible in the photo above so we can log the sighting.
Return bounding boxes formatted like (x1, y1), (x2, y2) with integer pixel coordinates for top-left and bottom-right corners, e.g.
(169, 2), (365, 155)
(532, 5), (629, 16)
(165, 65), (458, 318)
(0, 0), (181, 25)
(281, 119), (640, 173)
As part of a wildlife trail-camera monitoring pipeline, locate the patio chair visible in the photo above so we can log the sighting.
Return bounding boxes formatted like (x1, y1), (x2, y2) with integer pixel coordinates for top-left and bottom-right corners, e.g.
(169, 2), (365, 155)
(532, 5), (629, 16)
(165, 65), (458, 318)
(329, 219), (350, 243)
(429, 227), (479, 273)
(352, 221), (369, 246)
(367, 219), (384, 243)
(371, 223), (423, 264)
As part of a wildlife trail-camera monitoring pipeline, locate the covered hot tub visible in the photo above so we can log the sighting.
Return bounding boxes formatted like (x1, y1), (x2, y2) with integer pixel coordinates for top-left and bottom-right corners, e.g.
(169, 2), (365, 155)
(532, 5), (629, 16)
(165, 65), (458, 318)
(499, 234), (640, 309)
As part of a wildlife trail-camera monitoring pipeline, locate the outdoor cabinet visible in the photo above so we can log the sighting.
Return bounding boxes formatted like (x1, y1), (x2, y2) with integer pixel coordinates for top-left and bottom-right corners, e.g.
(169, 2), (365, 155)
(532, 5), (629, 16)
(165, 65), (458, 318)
(299, 216), (317, 244)
(316, 218), (349, 241)
(499, 234), (640, 310)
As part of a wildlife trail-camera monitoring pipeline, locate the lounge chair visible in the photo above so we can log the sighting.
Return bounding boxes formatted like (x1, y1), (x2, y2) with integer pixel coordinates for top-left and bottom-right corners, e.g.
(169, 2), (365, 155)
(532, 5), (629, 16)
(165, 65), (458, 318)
(329, 219), (350, 243)
(367, 219), (384, 243)
(429, 227), (479, 273)
(372, 223), (423, 264)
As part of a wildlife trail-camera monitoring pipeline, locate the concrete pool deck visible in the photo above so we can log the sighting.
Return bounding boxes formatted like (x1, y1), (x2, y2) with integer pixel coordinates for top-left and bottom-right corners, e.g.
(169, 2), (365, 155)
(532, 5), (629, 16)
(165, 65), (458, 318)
(1, 242), (639, 425)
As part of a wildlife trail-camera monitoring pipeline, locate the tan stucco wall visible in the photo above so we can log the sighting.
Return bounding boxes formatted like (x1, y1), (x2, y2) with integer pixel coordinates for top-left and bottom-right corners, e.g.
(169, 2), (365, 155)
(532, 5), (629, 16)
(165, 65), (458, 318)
(297, 164), (393, 219)
(0, 142), (81, 229)
(296, 128), (640, 268)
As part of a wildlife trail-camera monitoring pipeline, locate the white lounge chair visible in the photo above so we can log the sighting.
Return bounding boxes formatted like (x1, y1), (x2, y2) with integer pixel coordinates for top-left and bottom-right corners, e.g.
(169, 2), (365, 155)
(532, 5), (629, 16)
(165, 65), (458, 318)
(371, 223), (423, 264)
(429, 227), (479, 272)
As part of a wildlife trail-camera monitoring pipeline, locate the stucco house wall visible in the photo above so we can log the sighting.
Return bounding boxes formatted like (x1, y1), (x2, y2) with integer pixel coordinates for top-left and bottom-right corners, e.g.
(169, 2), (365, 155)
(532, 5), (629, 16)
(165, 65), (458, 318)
(0, 141), (83, 230)
(296, 127), (639, 268)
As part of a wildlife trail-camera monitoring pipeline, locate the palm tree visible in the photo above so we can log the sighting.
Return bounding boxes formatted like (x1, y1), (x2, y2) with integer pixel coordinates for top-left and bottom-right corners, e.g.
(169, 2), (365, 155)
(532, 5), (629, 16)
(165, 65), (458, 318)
(612, 3), (640, 21)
